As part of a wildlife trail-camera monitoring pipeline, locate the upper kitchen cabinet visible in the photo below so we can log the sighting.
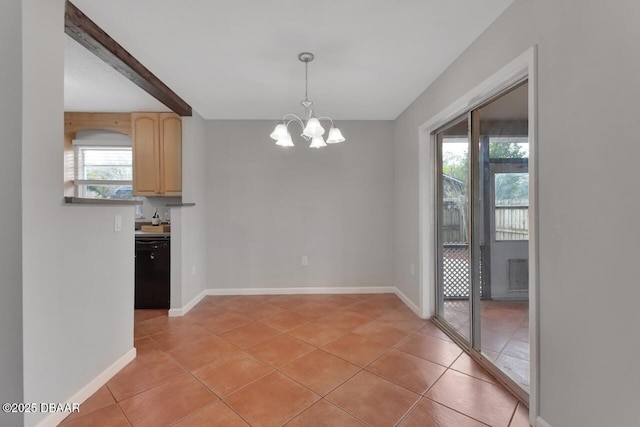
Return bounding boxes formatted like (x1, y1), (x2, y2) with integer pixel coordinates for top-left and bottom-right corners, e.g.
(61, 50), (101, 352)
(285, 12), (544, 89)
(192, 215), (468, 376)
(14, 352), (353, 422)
(132, 112), (182, 197)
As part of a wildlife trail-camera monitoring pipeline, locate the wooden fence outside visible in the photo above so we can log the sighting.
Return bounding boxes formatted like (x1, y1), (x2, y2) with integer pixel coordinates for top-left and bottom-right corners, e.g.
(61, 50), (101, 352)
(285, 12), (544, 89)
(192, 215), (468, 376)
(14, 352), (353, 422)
(443, 200), (528, 243)
(495, 206), (529, 240)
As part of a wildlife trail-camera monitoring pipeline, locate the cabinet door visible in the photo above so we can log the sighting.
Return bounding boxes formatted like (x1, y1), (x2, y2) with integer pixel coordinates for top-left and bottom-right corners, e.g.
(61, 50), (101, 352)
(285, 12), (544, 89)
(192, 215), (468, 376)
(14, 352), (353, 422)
(132, 113), (160, 196)
(159, 113), (182, 196)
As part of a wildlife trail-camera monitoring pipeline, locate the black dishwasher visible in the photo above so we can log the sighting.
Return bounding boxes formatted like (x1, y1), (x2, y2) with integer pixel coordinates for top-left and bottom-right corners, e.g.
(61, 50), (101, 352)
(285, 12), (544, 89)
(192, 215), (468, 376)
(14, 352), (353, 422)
(135, 237), (170, 309)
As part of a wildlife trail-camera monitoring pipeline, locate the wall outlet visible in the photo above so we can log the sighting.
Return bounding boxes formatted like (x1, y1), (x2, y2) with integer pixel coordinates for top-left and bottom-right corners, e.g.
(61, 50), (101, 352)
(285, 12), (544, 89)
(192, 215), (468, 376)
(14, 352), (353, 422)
(114, 214), (122, 232)
(410, 263), (415, 276)
(301, 256), (308, 266)
(191, 265), (196, 276)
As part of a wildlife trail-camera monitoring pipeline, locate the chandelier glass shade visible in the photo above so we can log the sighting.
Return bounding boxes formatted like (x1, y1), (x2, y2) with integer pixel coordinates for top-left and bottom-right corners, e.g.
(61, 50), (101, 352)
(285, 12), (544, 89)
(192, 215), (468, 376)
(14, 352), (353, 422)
(270, 52), (344, 148)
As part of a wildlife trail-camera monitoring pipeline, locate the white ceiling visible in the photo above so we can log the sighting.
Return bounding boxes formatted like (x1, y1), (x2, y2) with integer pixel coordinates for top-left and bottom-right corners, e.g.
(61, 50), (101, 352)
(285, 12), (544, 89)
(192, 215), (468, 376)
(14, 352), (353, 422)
(67, 0), (513, 120)
(64, 35), (169, 113)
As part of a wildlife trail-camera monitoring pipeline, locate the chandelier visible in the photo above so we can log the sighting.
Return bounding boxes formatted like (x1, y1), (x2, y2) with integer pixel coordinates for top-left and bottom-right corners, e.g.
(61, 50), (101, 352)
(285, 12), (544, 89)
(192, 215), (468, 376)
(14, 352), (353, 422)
(270, 52), (345, 148)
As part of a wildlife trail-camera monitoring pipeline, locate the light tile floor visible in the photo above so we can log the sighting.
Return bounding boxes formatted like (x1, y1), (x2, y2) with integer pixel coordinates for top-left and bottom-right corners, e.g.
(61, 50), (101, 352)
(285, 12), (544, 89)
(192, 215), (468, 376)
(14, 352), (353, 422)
(60, 294), (529, 426)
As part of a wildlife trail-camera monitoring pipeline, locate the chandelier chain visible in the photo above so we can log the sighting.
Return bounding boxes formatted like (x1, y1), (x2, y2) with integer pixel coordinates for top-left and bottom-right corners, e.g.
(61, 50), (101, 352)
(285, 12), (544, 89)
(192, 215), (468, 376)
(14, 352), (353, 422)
(305, 61), (309, 102)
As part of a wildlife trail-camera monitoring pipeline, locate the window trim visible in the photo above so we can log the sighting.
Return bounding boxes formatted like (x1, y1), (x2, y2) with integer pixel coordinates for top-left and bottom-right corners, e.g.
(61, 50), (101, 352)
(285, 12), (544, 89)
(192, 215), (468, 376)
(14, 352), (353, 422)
(72, 140), (133, 199)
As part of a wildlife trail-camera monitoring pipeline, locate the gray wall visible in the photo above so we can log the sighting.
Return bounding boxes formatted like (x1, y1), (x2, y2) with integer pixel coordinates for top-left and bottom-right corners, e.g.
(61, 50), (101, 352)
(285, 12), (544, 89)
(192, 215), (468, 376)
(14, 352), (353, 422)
(206, 120), (394, 291)
(0, 0), (24, 425)
(22, 1), (135, 425)
(393, 0), (640, 425)
(178, 112), (209, 307)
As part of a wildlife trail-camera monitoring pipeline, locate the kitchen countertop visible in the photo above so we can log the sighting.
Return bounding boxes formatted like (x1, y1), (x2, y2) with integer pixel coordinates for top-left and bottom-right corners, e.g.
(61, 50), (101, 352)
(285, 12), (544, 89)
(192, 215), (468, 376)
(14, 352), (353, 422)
(135, 231), (171, 238)
(64, 196), (142, 206)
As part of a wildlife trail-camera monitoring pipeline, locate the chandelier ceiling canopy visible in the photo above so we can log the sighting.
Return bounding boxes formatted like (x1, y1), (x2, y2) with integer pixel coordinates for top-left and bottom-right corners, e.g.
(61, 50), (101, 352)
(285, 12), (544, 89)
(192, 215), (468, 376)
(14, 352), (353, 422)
(270, 52), (345, 148)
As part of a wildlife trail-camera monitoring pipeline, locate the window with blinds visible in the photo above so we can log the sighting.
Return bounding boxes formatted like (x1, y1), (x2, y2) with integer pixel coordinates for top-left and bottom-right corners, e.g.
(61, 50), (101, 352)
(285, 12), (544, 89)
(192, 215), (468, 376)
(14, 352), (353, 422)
(74, 144), (133, 199)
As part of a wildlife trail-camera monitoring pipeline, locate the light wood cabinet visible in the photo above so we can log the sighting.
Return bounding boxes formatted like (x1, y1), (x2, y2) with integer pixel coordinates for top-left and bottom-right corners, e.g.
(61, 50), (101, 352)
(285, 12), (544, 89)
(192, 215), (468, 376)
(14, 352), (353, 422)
(132, 112), (182, 197)
(159, 113), (182, 195)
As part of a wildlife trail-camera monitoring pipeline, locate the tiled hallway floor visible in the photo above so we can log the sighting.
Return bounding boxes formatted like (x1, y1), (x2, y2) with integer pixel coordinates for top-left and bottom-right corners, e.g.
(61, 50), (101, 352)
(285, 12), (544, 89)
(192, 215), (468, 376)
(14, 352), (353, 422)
(60, 294), (529, 426)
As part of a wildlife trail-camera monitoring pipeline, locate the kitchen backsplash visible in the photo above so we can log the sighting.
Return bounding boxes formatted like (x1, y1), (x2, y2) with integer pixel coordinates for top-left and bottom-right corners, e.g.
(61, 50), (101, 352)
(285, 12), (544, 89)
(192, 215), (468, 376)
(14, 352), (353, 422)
(136, 196), (181, 222)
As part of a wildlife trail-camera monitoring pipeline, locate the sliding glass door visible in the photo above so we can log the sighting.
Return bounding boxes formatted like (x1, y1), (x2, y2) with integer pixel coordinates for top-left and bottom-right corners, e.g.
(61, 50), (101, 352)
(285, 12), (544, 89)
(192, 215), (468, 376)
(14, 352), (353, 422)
(436, 116), (471, 340)
(435, 81), (530, 401)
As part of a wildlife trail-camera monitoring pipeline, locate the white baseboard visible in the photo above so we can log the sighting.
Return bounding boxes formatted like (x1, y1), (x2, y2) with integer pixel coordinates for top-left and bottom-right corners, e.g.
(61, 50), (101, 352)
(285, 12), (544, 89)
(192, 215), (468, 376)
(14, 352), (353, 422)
(205, 286), (424, 318)
(394, 288), (423, 318)
(492, 294), (529, 301)
(536, 416), (552, 427)
(206, 286), (397, 296)
(35, 347), (136, 427)
(169, 289), (207, 317)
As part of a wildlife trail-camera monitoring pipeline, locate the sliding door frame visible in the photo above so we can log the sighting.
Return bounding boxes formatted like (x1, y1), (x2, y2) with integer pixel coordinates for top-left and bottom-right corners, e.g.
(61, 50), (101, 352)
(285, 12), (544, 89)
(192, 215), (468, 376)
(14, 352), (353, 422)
(418, 47), (538, 425)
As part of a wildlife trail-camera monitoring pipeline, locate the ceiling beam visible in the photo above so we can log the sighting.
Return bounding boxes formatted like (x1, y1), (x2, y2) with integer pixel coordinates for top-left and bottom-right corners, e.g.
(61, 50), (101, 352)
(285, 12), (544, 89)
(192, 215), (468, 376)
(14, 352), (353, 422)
(64, 1), (192, 117)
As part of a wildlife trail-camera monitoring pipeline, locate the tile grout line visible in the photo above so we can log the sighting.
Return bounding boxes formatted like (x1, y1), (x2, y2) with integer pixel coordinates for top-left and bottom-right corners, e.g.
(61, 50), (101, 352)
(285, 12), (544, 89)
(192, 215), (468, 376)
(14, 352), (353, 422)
(421, 395), (492, 426)
(422, 365), (449, 397)
(164, 402), (215, 427)
(114, 402), (135, 427)
(362, 354), (444, 398)
(257, 302), (421, 423)
(447, 351), (503, 386)
(216, 399), (254, 427)
(310, 331), (419, 426)
(276, 357), (363, 402)
(209, 298), (367, 425)
(124, 295), (463, 426)
(159, 345), (263, 426)
(111, 334), (190, 404)
(319, 398), (373, 427)
(506, 402), (521, 427)
(159, 331), (280, 405)
(391, 393), (423, 427)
